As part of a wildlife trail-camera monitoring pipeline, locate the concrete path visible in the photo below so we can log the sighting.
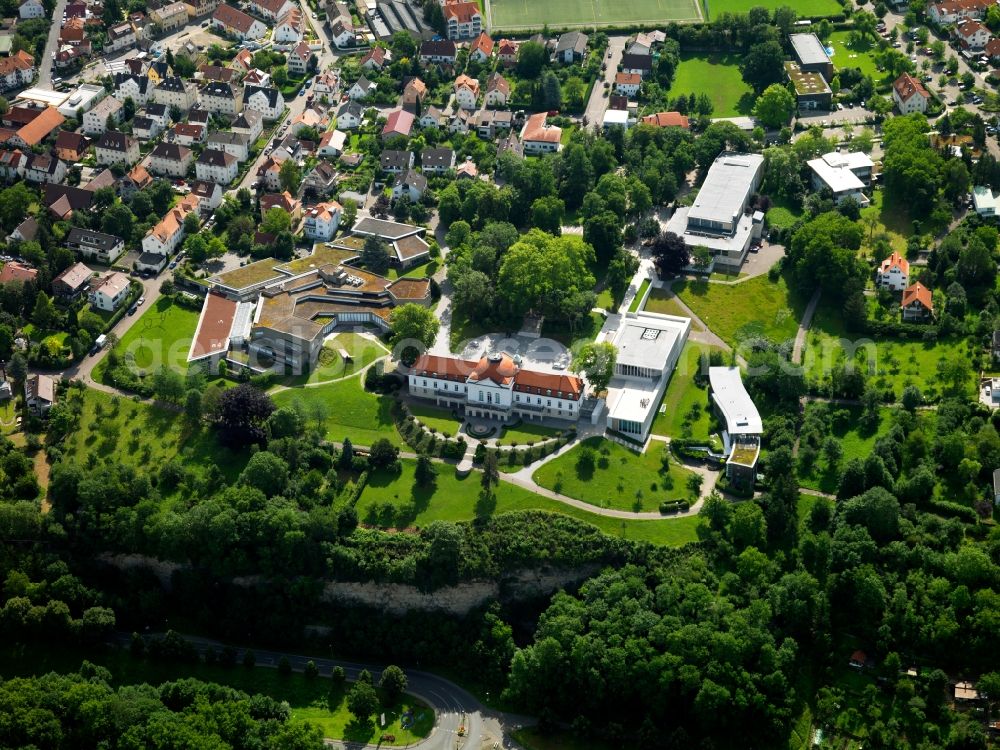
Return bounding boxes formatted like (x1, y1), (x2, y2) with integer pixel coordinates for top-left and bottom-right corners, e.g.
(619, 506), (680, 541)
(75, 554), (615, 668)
(661, 281), (732, 352)
(792, 288), (822, 366)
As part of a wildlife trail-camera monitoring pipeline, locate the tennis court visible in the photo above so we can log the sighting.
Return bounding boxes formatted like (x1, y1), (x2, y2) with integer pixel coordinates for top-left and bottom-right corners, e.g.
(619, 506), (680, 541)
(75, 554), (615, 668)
(487, 0), (702, 31)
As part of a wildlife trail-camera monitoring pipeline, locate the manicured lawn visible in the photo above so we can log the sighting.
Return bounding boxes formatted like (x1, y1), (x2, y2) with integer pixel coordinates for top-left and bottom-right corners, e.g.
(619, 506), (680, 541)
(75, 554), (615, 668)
(628, 278), (650, 313)
(797, 405), (895, 494)
(408, 402), (464, 437)
(670, 54), (754, 117)
(803, 303), (976, 400)
(765, 198), (804, 231)
(100, 298), (200, 376)
(384, 259), (439, 280)
(705, 0), (841, 17)
(280, 333), (387, 387)
(499, 420), (563, 445)
(542, 311), (605, 350)
(595, 286), (615, 311)
(828, 30), (881, 80)
(673, 274), (805, 346)
(272, 376), (401, 447)
(651, 341), (722, 444)
(61, 386), (247, 481)
(860, 190), (929, 254)
(533, 437), (698, 512)
(642, 288), (704, 330)
(358, 459), (702, 546)
(488, 0), (700, 32)
(0, 644), (433, 746)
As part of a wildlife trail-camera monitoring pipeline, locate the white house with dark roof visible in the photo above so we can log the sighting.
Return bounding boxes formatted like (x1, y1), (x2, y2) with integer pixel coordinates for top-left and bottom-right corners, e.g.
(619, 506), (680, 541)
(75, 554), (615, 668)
(348, 76), (377, 101)
(232, 110), (264, 140)
(83, 96), (123, 135)
(150, 142), (194, 177)
(66, 227), (125, 264)
(95, 130), (140, 166)
(113, 72), (150, 106)
(153, 76), (199, 110)
(243, 84), (285, 120)
(207, 130), (251, 161)
(199, 81), (243, 115)
(555, 31), (587, 63)
(421, 146), (454, 174)
(196, 148), (239, 184)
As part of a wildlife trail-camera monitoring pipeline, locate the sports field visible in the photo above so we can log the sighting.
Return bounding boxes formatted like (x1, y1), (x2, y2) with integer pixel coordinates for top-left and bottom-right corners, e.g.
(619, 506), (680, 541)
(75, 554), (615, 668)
(703, 0), (841, 19)
(487, 0), (701, 31)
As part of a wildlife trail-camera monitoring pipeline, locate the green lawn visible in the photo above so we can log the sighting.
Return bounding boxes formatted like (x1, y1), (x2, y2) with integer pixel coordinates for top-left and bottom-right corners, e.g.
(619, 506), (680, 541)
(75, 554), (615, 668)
(408, 402), (464, 437)
(61, 386), (248, 481)
(670, 54), (754, 118)
(595, 286), (615, 311)
(384, 259), (439, 280)
(358, 458), (702, 546)
(765, 198), (804, 231)
(0, 645), (432, 746)
(628, 278), (651, 313)
(797, 405), (894, 494)
(828, 30), (881, 80)
(512, 726), (616, 750)
(280, 333), (387, 387)
(533, 437), (698, 512)
(651, 341), (722, 444)
(673, 274), (805, 347)
(803, 303), (976, 400)
(704, 0), (841, 18)
(487, 0), (700, 31)
(98, 298), (200, 378)
(272, 376), (401, 447)
(642, 288), (705, 330)
(499, 420), (563, 445)
(860, 190), (916, 254)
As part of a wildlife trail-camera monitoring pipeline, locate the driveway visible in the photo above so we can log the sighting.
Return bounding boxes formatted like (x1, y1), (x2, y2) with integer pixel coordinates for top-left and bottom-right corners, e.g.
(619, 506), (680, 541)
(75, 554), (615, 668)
(583, 35), (627, 129)
(38, 0), (69, 86)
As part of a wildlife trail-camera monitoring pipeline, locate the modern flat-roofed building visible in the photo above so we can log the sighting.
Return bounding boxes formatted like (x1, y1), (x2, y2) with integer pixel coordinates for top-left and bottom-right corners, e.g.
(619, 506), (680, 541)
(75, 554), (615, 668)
(605, 310), (690, 441)
(709, 366), (762, 490)
(785, 60), (832, 111)
(808, 150), (873, 206)
(664, 152), (764, 272)
(789, 33), (834, 80)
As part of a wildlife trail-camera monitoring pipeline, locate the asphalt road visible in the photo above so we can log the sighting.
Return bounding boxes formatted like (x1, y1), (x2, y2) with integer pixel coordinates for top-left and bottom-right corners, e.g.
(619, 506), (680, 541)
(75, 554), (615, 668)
(583, 35), (626, 129)
(110, 632), (532, 750)
(38, 0), (69, 87)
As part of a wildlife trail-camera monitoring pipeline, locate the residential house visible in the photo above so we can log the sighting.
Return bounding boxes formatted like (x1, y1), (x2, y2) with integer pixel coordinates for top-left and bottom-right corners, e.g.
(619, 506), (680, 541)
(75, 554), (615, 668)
(302, 200), (342, 240)
(421, 146), (454, 174)
(456, 158), (478, 180)
(0, 50), (35, 91)
(55, 130), (88, 162)
(113, 72), (151, 106)
(66, 227), (125, 264)
(150, 142), (194, 177)
(213, 3), (267, 38)
(0, 260), (37, 284)
(329, 18), (356, 48)
(243, 84), (284, 120)
(24, 373), (55, 414)
(52, 261), (93, 298)
(171, 122), (206, 146)
(150, 1), (189, 31)
(144, 103), (170, 128)
(348, 75), (377, 101)
(186, 180), (221, 215)
(89, 271), (131, 311)
(7, 216), (38, 243)
(19, 0), (44, 19)
(302, 160), (338, 196)
(82, 96), (122, 135)
(474, 108), (512, 139)
(361, 46), (389, 72)
(232, 109), (264, 140)
(519, 112), (561, 154)
(132, 116), (162, 140)
(391, 168), (426, 201)
(901, 281), (933, 321)
(382, 109), (414, 140)
(207, 130), (251, 160)
(106, 22), (137, 53)
(0, 149), (25, 182)
(95, 130), (140, 166)
(273, 7), (305, 43)
(147, 60), (171, 86)
(469, 32), (493, 63)
(231, 48), (254, 72)
(443, 0), (482, 40)
(614, 72), (642, 97)
(141, 193), (199, 261)
(243, 68), (272, 87)
(448, 108), (472, 134)
(260, 190), (301, 220)
(287, 41), (312, 76)
(312, 70), (340, 99)
(555, 31), (587, 63)
(186, 0), (222, 17)
(336, 100), (364, 129)
(153, 76), (198, 110)
(257, 154), (285, 191)
(402, 77), (427, 112)
(317, 129), (347, 158)
(877, 251), (910, 292)
(419, 105), (445, 129)
(419, 39), (456, 65)
(118, 163), (153, 200)
(380, 148), (413, 174)
(290, 105), (326, 135)
(893, 72), (929, 114)
(198, 64), (240, 84)
(199, 80), (243, 116)
(60, 18), (86, 45)
(956, 18), (990, 49)
(640, 111), (689, 128)
(484, 72), (509, 107)
(928, 0), (991, 26)
(808, 150), (873, 206)
(621, 52), (653, 77)
(6, 106), (63, 149)
(250, 0), (294, 20)
(454, 74), (479, 110)
(497, 38), (518, 67)
(196, 148), (238, 184)
(24, 153), (66, 184)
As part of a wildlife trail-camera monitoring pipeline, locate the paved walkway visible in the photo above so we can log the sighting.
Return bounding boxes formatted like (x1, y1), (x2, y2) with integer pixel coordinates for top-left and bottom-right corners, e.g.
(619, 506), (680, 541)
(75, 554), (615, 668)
(792, 288), (822, 366)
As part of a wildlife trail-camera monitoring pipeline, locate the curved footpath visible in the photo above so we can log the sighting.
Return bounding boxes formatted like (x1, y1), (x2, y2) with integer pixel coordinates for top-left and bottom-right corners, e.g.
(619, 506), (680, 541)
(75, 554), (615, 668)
(110, 632), (531, 750)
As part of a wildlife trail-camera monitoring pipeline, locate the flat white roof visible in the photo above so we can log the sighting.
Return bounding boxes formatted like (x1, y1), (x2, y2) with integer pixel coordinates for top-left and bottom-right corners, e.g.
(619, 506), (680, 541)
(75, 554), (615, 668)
(665, 206), (755, 253)
(819, 150), (873, 171)
(688, 152), (763, 226)
(808, 157), (866, 193)
(602, 109), (628, 126)
(607, 378), (661, 424)
(613, 313), (687, 371)
(973, 185), (1000, 212)
(709, 366), (762, 435)
(57, 84), (107, 117)
(790, 33), (832, 67)
(17, 86), (70, 107)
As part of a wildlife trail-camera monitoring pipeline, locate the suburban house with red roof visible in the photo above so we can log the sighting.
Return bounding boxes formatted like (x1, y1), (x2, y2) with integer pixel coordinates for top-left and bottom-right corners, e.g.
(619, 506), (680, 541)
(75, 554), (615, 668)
(519, 112), (561, 154)
(893, 73), (929, 114)
(877, 252), (910, 292)
(901, 282), (934, 321)
(469, 32), (494, 63)
(640, 111), (689, 129)
(381, 109), (414, 140)
(443, 0), (482, 40)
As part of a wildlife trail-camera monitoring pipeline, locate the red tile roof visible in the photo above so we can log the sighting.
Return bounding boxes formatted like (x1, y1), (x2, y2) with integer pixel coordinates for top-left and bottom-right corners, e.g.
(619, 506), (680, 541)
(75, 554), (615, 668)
(893, 72), (928, 102)
(190, 290), (238, 360)
(901, 281), (932, 311)
(411, 353), (478, 382)
(879, 251), (909, 276)
(640, 111), (689, 128)
(0, 261), (38, 284)
(443, 0), (480, 22)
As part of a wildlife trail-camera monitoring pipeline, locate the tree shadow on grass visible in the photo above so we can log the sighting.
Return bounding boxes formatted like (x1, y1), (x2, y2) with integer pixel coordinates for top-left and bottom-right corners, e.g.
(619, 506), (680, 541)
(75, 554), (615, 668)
(736, 91), (756, 115)
(680, 279), (710, 297)
(344, 718), (377, 744)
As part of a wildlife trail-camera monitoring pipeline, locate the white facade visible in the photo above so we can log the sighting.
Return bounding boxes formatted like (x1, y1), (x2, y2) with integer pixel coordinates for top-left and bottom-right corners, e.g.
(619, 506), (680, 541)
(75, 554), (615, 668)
(877, 254), (909, 292)
(195, 150), (239, 184)
(114, 75), (150, 106)
(244, 87), (284, 120)
(302, 202), (342, 240)
(19, 0), (44, 19)
(89, 272), (131, 311)
(150, 146), (193, 177)
(199, 83), (243, 115)
(82, 97), (123, 135)
(153, 79), (198, 110)
(454, 83), (478, 110)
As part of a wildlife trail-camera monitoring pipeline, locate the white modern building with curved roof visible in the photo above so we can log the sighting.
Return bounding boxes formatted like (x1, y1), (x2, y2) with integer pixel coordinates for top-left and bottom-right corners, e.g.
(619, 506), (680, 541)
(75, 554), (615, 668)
(708, 366), (762, 489)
